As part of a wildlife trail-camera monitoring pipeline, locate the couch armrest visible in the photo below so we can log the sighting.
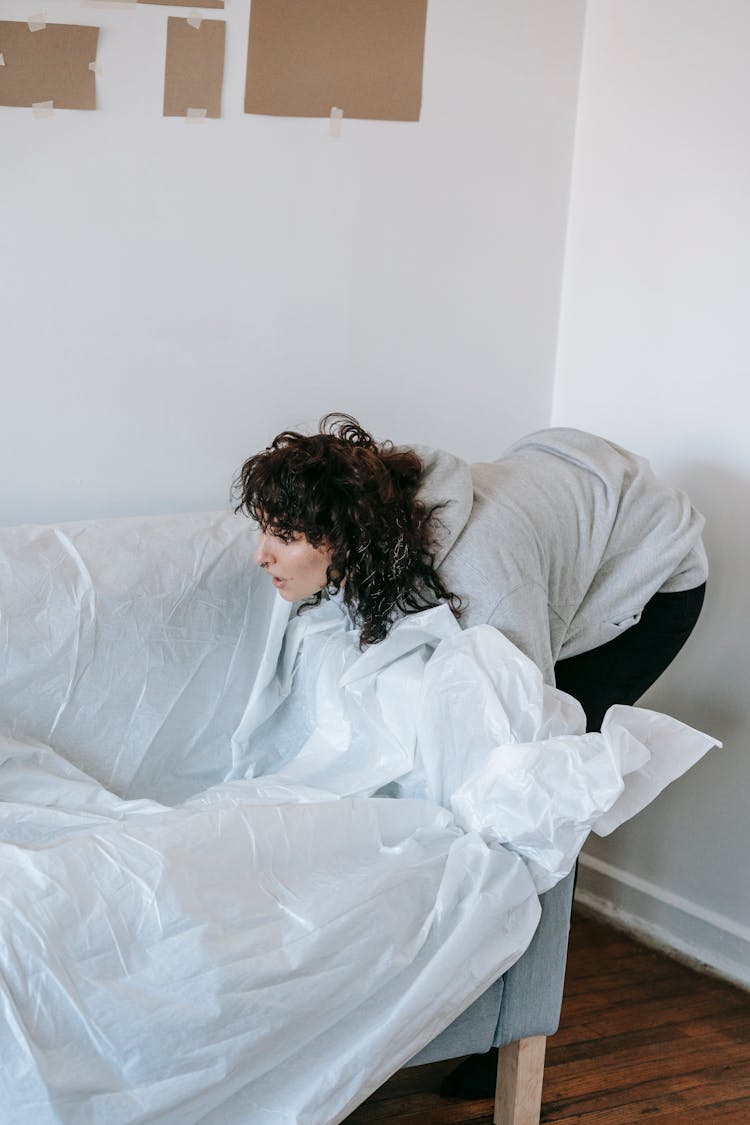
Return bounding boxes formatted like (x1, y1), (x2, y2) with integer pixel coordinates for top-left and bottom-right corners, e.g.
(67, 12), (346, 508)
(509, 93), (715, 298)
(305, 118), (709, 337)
(492, 869), (575, 1047)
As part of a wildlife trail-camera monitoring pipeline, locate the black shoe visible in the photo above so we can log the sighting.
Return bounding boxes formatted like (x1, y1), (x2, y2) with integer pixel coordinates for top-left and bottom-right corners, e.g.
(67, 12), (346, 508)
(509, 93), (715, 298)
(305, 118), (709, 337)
(439, 1048), (498, 1099)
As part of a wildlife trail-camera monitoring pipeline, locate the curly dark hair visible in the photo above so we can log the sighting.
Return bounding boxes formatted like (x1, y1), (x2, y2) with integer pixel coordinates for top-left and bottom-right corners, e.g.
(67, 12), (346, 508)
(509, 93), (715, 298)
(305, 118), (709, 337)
(233, 413), (462, 645)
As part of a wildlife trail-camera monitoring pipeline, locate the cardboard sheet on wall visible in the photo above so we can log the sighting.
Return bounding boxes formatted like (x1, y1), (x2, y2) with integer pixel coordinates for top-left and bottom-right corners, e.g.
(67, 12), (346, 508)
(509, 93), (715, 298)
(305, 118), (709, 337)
(163, 17), (225, 119)
(0, 21), (99, 110)
(244, 0), (428, 121)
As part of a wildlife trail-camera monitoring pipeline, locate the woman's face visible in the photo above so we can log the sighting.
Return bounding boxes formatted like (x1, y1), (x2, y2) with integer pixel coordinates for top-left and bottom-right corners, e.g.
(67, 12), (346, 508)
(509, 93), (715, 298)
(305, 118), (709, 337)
(253, 527), (334, 602)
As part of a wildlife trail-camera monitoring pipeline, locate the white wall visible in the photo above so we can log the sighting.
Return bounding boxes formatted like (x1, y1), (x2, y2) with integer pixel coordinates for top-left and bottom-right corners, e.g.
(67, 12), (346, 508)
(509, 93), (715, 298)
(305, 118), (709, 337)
(5, 1), (747, 986)
(3, 0), (747, 992)
(1, 0), (585, 526)
(555, 0), (750, 985)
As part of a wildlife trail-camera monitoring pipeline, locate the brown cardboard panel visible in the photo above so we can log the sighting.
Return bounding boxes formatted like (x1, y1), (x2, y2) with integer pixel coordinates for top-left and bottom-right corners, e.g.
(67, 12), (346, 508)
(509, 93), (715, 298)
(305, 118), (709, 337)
(0, 22), (99, 110)
(163, 17), (225, 119)
(139, 1), (224, 8)
(244, 0), (428, 122)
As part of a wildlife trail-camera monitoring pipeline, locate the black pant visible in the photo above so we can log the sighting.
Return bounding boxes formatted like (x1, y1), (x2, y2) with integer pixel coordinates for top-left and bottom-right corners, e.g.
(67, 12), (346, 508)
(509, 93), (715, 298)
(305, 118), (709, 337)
(553, 584), (706, 733)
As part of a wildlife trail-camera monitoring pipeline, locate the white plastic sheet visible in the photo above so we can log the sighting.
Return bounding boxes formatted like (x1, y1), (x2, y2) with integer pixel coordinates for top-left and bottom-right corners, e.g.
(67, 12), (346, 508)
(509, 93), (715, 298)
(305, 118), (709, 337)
(0, 512), (719, 1124)
(0, 513), (286, 803)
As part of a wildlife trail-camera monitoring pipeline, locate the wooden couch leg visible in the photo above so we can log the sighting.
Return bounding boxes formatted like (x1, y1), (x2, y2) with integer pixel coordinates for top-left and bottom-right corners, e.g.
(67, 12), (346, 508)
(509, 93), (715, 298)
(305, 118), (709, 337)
(493, 1035), (546, 1125)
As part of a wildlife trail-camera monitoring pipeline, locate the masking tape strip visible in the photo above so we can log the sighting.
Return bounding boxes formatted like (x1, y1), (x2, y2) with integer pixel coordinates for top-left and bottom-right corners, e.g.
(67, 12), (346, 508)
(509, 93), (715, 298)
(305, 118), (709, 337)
(329, 106), (343, 137)
(185, 107), (207, 123)
(28, 12), (47, 31)
(187, 12), (202, 29)
(0, 54), (5, 67)
(88, 60), (102, 74)
(32, 99), (54, 117)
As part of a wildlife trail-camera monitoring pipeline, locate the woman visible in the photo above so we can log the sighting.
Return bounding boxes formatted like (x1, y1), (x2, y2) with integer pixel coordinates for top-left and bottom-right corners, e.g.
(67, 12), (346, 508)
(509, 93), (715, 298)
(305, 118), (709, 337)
(235, 412), (706, 728)
(234, 412), (707, 1098)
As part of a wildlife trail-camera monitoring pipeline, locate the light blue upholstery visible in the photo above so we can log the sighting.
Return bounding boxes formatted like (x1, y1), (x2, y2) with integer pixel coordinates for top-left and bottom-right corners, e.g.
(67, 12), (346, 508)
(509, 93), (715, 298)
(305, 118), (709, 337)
(406, 868), (575, 1065)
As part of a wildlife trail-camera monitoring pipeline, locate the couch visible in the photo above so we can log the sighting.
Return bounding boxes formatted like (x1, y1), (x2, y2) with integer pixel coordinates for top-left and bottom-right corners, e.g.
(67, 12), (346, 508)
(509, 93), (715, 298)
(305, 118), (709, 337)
(0, 508), (575, 1125)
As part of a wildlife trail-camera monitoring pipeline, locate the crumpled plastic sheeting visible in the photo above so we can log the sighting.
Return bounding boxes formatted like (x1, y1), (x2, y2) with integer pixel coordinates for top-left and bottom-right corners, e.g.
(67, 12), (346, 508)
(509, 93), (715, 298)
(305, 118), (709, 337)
(0, 512), (288, 803)
(226, 602), (717, 896)
(0, 737), (541, 1125)
(0, 514), (720, 1124)
(413, 627), (719, 892)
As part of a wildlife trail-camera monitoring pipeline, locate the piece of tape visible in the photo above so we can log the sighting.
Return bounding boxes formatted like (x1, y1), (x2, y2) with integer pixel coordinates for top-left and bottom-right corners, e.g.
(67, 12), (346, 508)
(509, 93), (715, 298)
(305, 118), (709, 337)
(0, 53), (5, 67)
(28, 12), (47, 31)
(185, 107), (207, 123)
(329, 106), (343, 138)
(88, 60), (102, 74)
(187, 12), (202, 29)
(32, 100), (54, 117)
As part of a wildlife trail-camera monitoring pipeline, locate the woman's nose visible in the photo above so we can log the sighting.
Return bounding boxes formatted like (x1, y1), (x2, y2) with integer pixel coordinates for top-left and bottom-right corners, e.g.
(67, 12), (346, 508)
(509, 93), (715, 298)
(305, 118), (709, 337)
(254, 532), (273, 567)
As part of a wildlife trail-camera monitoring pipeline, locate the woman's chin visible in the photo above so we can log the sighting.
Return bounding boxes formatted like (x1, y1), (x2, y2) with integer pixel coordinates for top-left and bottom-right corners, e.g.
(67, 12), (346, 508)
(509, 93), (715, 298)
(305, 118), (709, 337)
(274, 581), (327, 603)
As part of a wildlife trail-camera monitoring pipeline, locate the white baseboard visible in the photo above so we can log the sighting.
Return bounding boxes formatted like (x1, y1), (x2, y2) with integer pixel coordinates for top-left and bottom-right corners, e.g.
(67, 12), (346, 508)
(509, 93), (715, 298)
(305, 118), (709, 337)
(574, 852), (750, 993)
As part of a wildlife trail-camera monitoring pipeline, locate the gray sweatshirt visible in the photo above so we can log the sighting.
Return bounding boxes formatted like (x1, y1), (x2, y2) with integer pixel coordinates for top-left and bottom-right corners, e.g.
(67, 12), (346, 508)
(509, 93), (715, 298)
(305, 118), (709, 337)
(416, 428), (707, 684)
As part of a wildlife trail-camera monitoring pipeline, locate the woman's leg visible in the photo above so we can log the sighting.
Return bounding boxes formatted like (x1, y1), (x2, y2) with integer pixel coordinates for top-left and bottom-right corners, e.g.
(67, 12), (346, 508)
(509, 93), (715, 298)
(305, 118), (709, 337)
(552, 584), (706, 731)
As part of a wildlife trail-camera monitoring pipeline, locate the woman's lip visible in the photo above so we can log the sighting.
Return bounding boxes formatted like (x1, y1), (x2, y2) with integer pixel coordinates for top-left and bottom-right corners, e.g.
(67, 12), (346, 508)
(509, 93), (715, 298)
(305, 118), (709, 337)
(272, 576), (284, 586)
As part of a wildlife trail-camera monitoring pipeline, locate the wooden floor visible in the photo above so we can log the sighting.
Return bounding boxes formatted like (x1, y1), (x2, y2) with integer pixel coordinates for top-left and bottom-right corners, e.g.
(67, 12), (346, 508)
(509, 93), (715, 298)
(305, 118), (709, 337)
(344, 910), (750, 1124)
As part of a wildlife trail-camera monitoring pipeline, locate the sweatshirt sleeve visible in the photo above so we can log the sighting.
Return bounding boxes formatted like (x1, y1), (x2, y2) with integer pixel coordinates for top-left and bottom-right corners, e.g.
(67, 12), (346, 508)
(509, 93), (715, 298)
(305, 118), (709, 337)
(487, 581), (556, 686)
